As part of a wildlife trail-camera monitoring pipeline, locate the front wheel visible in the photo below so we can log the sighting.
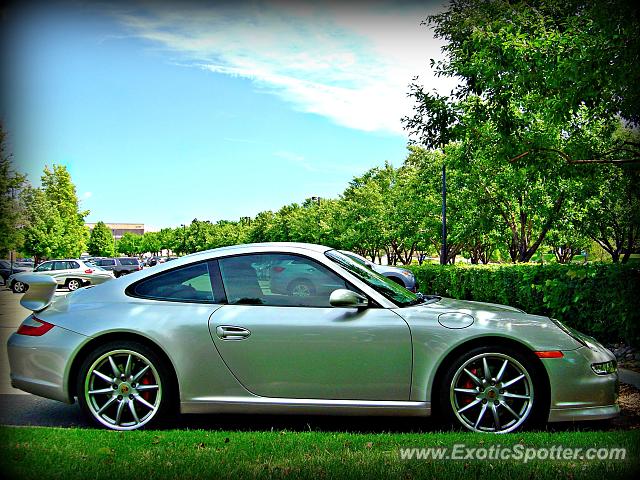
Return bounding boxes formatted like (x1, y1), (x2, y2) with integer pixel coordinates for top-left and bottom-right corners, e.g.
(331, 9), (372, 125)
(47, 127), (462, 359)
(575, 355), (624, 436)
(66, 279), (82, 291)
(439, 346), (545, 433)
(288, 279), (315, 297)
(77, 341), (173, 430)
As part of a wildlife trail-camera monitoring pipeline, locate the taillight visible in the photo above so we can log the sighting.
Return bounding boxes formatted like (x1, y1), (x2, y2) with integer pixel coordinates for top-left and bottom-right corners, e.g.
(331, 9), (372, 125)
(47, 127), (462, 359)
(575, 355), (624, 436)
(84, 269), (93, 274)
(138, 265), (142, 270)
(272, 266), (285, 273)
(17, 316), (54, 336)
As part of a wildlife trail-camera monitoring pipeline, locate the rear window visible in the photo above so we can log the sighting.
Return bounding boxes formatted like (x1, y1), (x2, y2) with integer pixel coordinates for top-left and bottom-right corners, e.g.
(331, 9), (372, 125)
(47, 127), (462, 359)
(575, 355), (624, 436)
(129, 262), (215, 303)
(119, 258), (139, 266)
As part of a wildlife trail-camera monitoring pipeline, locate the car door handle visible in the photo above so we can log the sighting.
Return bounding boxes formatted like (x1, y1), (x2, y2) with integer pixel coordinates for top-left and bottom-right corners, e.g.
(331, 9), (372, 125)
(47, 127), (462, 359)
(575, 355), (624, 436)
(216, 325), (251, 340)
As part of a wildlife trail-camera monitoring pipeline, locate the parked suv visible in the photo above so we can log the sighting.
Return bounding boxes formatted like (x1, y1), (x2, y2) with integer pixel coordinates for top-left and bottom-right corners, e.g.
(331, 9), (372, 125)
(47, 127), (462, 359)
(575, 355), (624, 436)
(92, 257), (142, 277)
(9, 259), (114, 293)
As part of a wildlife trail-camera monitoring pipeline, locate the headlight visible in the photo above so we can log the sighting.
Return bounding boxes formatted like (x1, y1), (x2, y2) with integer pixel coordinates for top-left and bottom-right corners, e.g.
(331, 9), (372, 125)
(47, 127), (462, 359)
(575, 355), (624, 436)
(591, 360), (617, 375)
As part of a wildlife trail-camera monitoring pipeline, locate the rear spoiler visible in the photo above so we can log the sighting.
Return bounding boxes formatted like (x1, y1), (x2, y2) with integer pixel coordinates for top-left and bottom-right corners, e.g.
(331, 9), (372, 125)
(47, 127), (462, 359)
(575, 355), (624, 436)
(16, 274), (58, 312)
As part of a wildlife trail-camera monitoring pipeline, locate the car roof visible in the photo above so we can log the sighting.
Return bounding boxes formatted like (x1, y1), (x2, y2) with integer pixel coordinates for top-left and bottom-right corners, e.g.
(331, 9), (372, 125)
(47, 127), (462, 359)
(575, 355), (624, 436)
(187, 242), (331, 258)
(41, 259), (84, 262)
(141, 243), (332, 274)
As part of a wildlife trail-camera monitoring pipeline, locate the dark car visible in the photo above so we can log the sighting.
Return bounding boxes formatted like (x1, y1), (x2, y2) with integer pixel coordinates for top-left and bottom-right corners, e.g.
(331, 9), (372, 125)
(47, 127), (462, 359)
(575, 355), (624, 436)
(92, 258), (142, 277)
(145, 256), (163, 267)
(0, 260), (31, 285)
(339, 251), (418, 292)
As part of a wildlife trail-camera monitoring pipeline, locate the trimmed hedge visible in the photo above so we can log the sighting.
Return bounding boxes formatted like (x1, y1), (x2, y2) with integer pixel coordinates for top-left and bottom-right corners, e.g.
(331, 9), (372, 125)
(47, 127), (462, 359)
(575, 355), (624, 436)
(407, 263), (640, 346)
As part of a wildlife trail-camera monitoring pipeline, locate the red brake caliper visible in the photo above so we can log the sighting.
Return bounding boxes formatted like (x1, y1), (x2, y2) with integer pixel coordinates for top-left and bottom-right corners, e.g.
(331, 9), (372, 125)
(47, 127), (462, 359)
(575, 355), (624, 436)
(140, 374), (152, 401)
(461, 368), (477, 404)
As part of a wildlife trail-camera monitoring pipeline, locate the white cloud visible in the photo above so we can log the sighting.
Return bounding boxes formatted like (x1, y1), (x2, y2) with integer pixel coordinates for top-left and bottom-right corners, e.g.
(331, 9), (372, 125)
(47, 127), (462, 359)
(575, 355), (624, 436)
(109, 1), (456, 136)
(82, 191), (93, 199)
(273, 150), (368, 175)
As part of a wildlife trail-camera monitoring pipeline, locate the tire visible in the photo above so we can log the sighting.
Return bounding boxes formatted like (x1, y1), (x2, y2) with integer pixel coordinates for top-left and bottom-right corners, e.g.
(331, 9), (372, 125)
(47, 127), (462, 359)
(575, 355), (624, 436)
(12, 280), (27, 294)
(76, 341), (174, 430)
(66, 278), (82, 291)
(287, 279), (316, 297)
(438, 345), (546, 433)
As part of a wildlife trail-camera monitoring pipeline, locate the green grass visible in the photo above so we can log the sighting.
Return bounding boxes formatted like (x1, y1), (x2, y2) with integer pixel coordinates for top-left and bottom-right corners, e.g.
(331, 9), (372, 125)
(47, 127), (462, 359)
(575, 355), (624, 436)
(1, 426), (638, 479)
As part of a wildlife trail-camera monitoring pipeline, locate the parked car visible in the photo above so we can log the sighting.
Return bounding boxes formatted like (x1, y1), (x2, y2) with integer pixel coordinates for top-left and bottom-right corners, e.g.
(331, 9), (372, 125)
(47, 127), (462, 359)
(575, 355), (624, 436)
(8, 259), (115, 293)
(339, 250), (418, 292)
(146, 256), (163, 267)
(92, 258), (143, 277)
(267, 257), (345, 298)
(0, 260), (32, 285)
(7, 243), (618, 432)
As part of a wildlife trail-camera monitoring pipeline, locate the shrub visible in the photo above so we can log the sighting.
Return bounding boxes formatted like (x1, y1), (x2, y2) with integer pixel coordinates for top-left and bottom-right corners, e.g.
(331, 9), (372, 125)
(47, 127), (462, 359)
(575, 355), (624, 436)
(407, 263), (640, 346)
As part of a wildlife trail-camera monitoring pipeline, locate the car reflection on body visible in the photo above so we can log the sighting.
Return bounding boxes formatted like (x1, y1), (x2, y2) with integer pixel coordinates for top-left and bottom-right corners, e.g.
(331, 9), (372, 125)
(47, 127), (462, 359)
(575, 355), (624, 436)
(7, 243), (618, 432)
(339, 250), (418, 292)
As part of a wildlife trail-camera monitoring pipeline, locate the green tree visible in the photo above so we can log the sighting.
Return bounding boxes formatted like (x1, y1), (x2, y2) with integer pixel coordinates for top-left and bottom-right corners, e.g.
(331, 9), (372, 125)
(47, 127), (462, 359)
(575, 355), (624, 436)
(87, 221), (115, 257)
(117, 232), (144, 256)
(404, 0), (639, 262)
(141, 232), (162, 255)
(40, 164), (89, 257)
(21, 186), (66, 264)
(0, 126), (27, 258)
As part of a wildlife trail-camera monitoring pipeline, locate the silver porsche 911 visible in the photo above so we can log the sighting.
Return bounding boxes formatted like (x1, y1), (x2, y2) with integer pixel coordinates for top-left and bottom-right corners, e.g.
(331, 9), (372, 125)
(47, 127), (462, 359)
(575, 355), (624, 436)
(7, 243), (618, 432)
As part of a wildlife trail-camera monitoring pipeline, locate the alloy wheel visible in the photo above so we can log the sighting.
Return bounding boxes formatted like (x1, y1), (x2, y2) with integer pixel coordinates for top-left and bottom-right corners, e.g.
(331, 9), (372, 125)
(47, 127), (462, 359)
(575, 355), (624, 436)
(13, 281), (25, 293)
(450, 352), (534, 433)
(289, 281), (314, 297)
(84, 349), (162, 430)
(67, 279), (81, 291)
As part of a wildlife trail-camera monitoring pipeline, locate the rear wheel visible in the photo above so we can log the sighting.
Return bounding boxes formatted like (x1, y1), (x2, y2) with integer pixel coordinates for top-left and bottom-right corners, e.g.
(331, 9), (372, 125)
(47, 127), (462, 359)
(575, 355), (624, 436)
(12, 280), (26, 294)
(387, 276), (406, 288)
(77, 341), (173, 430)
(439, 346), (545, 433)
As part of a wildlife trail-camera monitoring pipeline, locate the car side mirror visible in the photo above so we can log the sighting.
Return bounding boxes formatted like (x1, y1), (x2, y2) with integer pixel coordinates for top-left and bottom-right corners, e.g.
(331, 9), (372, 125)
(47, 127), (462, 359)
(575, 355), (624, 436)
(329, 289), (368, 308)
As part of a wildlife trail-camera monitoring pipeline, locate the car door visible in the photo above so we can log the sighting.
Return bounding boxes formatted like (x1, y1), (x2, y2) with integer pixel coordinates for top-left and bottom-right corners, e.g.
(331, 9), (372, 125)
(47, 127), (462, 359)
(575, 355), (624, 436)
(208, 253), (412, 401)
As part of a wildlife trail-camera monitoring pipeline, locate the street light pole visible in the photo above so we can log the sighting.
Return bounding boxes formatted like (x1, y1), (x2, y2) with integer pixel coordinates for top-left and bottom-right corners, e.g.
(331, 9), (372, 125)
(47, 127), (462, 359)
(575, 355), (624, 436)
(181, 224), (186, 255)
(440, 163), (447, 265)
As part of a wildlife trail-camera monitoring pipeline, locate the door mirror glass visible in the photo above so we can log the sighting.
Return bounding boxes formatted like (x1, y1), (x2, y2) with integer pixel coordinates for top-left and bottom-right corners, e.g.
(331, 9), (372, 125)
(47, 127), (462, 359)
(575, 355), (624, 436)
(329, 289), (368, 308)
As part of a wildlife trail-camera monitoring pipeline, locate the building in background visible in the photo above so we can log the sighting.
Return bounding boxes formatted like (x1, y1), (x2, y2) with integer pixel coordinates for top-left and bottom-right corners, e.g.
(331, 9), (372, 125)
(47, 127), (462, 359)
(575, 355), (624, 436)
(85, 223), (144, 240)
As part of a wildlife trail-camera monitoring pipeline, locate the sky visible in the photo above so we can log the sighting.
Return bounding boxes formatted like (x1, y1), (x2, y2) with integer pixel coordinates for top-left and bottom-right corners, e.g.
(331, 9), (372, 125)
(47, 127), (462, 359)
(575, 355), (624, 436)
(1, 0), (455, 230)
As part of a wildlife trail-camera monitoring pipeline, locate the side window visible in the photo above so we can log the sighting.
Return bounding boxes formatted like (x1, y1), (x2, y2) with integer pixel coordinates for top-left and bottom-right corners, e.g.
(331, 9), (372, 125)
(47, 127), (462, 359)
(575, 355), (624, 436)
(53, 261), (68, 270)
(69, 261), (80, 269)
(35, 262), (53, 272)
(130, 262), (214, 302)
(219, 254), (349, 307)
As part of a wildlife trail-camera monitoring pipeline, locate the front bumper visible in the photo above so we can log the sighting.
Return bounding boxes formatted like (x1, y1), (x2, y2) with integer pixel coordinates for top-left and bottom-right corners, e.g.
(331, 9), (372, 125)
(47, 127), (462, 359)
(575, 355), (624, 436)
(7, 324), (89, 403)
(544, 345), (619, 422)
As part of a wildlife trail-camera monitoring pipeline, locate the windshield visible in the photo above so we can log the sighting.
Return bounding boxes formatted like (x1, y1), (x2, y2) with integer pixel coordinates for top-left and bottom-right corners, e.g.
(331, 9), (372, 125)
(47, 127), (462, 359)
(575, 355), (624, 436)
(325, 250), (418, 307)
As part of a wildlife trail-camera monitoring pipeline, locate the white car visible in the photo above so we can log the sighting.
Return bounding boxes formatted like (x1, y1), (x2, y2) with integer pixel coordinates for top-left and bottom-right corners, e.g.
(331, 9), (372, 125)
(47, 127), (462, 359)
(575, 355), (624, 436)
(8, 259), (115, 293)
